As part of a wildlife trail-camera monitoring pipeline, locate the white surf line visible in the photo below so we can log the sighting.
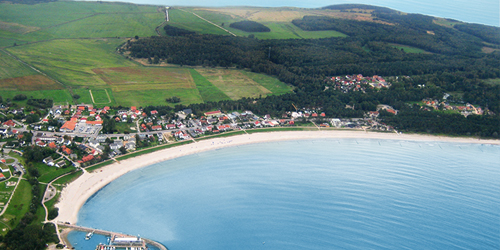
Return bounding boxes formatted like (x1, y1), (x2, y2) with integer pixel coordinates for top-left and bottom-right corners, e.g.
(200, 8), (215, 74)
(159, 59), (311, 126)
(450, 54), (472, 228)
(179, 9), (237, 36)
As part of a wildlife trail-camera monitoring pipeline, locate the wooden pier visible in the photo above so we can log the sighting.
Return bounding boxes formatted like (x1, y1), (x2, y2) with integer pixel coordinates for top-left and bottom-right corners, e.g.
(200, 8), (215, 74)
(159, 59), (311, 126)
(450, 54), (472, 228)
(58, 223), (168, 250)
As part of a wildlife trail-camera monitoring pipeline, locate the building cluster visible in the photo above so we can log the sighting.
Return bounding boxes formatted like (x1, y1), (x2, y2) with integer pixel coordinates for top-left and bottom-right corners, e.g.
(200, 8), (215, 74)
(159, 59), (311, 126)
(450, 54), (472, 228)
(328, 74), (391, 93)
(421, 99), (484, 116)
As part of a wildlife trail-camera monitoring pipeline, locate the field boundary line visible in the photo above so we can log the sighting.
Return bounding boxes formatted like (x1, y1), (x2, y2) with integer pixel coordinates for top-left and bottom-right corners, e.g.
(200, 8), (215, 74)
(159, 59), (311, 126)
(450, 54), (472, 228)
(178, 9), (236, 37)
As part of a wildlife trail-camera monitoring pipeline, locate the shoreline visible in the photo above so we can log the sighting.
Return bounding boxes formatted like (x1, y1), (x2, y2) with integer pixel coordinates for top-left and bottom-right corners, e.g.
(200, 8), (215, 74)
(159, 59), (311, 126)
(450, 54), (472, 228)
(54, 130), (500, 225)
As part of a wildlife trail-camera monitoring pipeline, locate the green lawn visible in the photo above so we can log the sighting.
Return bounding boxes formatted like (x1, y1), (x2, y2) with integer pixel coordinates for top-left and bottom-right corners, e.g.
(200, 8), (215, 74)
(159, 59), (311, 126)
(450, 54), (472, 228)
(115, 122), (135, 134)
(0, 90), (72, 105)
(52, 170), (83, 186)
(3, 180), (31, 228)
(35, 161), (77, 184)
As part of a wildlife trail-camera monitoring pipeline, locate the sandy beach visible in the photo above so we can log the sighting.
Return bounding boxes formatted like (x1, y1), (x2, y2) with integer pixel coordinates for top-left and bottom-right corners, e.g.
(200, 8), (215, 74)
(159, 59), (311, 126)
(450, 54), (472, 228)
(55, 130), (500, 224)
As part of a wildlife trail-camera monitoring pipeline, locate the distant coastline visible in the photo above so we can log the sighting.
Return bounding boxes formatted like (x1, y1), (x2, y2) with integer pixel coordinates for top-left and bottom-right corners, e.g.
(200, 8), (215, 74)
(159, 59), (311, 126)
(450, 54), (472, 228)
(91, 0), (500, 27)
(55, 130), (500, 225)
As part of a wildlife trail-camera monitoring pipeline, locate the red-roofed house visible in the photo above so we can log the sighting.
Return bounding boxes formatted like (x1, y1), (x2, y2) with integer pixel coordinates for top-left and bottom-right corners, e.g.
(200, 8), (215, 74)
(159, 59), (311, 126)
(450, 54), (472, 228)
(3, 120), (15, 127)
(60, 121), (77, 132)
(48, 142), (57, 149)
(86, 121), (103, 126)
(151, 110), (158, 115)
(151, 125), (162, 131)
(204, 110), (222, 117)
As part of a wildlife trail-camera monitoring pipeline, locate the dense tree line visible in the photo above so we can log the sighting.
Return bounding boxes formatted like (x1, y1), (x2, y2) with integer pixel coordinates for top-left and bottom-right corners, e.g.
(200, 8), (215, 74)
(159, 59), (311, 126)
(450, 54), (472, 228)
(27, 99), (53, 109)
(229, 21), (271, 32)
(380, 106), (500, 138)
(163, 25), (196, 36)
(454, 23), (500, 46)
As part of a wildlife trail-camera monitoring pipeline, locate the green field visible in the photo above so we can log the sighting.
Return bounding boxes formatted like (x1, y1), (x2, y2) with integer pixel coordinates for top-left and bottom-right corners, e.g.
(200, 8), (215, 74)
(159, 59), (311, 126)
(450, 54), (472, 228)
(172, 8), (347, 39)
(0, 2), (309, 107)
(167, 9), (230, 35)
(90, 89), (112, 104)
(390, 43), (429, 54)
(6, 39), (135, 87)
(3, 180), (31, 228)
(196, 68), (291, 100)
(0, 2), (163, 47)
(190, 69), (230, 102)
(0, 50), (37, 80)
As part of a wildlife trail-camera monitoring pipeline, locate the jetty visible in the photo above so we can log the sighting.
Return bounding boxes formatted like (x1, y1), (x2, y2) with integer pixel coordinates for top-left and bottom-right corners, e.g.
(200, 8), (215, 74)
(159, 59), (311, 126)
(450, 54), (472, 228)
(57, 223), (168, 250)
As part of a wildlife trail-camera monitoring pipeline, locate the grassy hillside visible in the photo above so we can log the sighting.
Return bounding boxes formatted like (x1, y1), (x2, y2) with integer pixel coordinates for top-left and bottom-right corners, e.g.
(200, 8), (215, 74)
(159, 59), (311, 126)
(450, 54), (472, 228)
(0, 2), (364, 107)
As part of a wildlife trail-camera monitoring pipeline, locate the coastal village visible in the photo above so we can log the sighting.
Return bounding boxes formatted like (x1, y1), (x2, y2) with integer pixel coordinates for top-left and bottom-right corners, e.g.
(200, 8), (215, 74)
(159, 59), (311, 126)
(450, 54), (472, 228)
(0, 76), (489, 171)
(0, 76), (492, 250)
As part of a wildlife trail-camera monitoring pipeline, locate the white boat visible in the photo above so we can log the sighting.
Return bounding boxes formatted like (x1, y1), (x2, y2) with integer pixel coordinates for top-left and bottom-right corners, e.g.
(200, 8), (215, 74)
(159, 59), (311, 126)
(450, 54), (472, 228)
(85, 231), (94, 240)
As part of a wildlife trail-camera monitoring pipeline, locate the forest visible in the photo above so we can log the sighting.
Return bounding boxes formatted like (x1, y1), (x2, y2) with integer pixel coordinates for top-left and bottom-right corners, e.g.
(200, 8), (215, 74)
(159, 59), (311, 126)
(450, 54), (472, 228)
(123, 9), (500, 138)
(229, 21), (271, 32)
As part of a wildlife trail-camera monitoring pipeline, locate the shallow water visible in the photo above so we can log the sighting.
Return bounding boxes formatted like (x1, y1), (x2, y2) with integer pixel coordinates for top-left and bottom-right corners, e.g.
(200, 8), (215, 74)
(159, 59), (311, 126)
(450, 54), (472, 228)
(75, 139), (500, 250)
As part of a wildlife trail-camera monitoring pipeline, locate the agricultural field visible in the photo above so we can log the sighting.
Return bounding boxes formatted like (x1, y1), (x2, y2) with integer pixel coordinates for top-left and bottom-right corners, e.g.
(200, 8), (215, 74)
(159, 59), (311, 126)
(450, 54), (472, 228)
(173, 8), (347, 39)
(167, 9), (230, 35)
(0, 50), (38, 80)
(0, 2), (162, 45)
(195, 68), (290, 100)
(0, 1), (306, 108)
(190, 69), (230, 102)
(6, 39), (135, 87)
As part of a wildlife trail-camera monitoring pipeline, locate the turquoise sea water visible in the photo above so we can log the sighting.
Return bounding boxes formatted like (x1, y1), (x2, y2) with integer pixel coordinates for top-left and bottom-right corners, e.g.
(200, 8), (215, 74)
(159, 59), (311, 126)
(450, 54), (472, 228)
(75, 139), (500, 250)
(97, 0), (500, 26)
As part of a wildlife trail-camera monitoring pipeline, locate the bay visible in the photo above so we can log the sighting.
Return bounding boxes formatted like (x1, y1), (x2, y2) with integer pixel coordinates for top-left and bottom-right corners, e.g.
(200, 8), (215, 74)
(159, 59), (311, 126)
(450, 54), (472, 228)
(75, 139), (500, 250)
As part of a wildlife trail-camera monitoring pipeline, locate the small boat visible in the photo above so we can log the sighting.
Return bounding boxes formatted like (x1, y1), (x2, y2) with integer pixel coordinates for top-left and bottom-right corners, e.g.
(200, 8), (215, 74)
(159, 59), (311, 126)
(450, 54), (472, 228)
(85, 230), (94, 240)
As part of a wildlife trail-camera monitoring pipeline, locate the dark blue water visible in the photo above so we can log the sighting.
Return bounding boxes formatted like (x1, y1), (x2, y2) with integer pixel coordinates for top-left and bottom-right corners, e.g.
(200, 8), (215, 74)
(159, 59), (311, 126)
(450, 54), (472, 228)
(76, 139), (500, 250)
(98, 0), (499, 26)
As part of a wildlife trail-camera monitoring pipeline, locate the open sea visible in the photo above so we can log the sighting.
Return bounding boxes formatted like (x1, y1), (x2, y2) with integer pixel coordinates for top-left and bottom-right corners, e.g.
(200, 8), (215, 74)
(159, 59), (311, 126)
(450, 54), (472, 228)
(97, 0), (500, 26)
(72, 139), (500, 250)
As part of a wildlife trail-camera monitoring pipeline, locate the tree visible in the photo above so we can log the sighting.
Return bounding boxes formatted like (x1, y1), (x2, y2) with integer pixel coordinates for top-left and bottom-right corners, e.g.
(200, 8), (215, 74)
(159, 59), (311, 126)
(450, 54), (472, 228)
(166, 96), (181, 103)
(72, 94), (80, 99)
(119, 146), (127, 155)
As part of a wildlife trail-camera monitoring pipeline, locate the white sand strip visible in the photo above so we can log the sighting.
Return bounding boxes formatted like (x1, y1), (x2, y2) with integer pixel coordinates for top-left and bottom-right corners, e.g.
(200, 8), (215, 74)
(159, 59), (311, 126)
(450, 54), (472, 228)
(55, 130), (499, 224)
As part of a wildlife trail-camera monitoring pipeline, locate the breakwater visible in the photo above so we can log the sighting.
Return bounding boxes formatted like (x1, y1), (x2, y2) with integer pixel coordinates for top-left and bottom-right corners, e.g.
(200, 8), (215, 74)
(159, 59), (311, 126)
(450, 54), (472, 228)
(58, 223), (168, 250)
